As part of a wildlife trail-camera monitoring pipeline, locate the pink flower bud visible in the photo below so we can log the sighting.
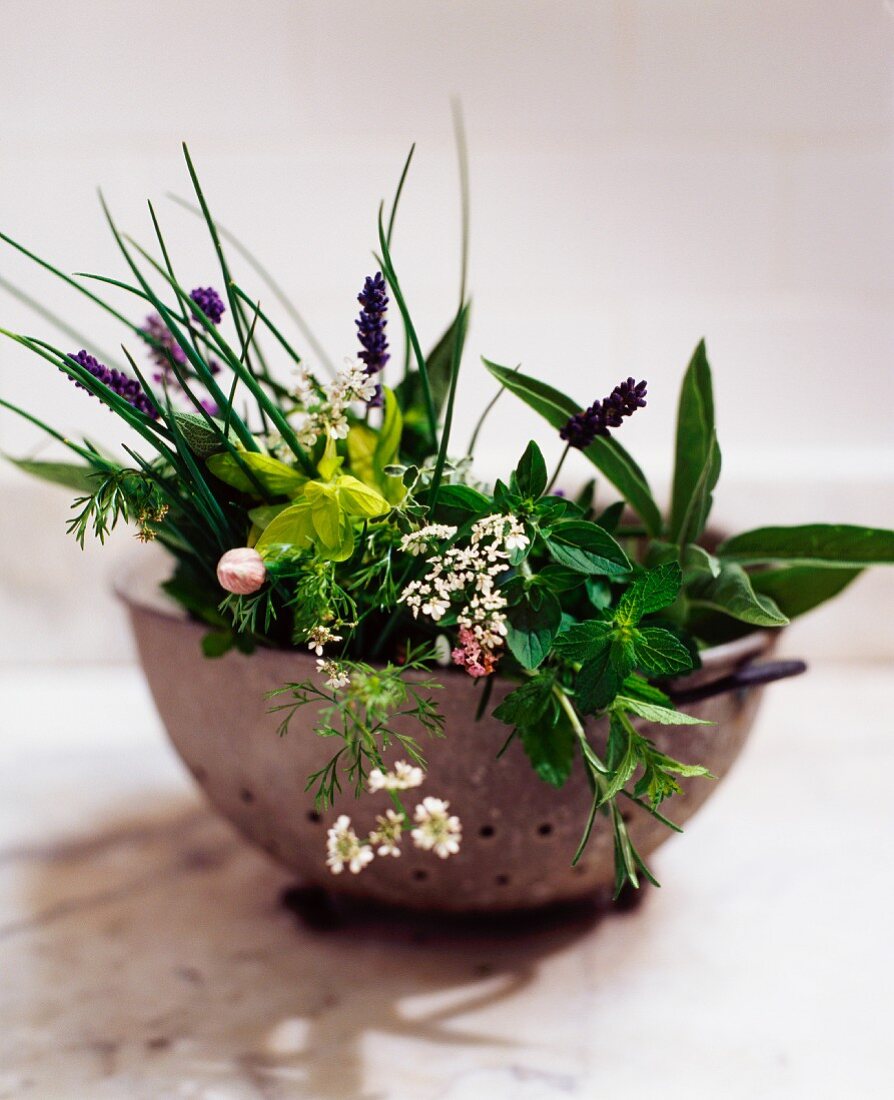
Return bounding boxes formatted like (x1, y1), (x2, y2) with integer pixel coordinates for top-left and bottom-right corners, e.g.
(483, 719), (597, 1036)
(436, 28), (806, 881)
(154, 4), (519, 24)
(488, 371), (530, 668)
(216, 547), (267, 595)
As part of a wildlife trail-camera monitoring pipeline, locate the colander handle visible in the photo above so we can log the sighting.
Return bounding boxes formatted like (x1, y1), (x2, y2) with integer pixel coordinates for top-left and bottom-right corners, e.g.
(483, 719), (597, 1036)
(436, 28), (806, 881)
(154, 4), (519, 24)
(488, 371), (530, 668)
(668, 658), (807, 706)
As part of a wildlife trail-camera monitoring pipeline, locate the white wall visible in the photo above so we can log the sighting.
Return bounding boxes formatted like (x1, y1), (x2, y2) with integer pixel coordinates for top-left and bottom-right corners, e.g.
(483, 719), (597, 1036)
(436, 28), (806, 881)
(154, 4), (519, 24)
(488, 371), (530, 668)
(1, 0), (892, 663)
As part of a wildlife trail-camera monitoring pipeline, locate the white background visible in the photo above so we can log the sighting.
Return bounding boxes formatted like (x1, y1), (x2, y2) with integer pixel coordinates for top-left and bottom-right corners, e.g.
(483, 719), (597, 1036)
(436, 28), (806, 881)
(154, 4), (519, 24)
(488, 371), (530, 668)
(1, 0), (892, 663)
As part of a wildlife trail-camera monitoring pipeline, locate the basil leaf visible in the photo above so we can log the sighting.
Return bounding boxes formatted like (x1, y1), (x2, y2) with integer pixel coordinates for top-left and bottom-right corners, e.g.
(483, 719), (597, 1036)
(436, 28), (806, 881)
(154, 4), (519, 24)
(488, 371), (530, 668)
(545, 520), (631, 576)
(506, 589), (562, 670)
(511, 440), (547, 498)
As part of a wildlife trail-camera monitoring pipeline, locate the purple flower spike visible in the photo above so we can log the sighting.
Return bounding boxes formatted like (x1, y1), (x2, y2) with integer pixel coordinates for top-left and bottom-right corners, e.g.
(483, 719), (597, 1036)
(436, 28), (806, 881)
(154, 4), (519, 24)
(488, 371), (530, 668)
(560, 377), (647, 450)
(66, 350), (158, 420)
(356, 272), (389, 405)
(189, 286), (226, 326)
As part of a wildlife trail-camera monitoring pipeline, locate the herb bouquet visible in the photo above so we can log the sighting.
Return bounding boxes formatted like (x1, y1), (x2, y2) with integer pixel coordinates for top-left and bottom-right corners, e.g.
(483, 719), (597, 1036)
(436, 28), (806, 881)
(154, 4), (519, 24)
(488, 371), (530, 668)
(3, 143), (892, 910)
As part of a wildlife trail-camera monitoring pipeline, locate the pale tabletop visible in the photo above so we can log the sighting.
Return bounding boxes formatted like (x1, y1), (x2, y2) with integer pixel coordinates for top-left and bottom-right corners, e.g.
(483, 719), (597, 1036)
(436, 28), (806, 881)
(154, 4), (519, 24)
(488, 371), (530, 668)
(0, 661), (890, 1100)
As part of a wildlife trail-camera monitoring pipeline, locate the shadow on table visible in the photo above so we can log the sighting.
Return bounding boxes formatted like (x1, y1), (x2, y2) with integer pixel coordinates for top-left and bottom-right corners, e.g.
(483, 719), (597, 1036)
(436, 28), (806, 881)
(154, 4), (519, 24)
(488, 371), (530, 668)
(11, 795), (649, 1098)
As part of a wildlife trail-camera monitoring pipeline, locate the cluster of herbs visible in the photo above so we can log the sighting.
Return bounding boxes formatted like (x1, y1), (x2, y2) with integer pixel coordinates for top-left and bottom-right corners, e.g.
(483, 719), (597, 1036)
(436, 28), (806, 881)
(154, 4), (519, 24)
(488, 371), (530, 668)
(2, 139), (893, 894)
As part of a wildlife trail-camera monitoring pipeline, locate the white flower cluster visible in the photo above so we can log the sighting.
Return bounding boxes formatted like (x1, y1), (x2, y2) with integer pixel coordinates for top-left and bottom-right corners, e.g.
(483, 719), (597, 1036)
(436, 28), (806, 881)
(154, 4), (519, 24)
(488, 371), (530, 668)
(324, 760), (462, 875)
(296, 357), (378, 446)
(307, 624), (343, 656)
(399, 514), (529, 677)
(399, 524), (459, 556)
(316, 658), (350, 690)
(367, 760), (424, 792)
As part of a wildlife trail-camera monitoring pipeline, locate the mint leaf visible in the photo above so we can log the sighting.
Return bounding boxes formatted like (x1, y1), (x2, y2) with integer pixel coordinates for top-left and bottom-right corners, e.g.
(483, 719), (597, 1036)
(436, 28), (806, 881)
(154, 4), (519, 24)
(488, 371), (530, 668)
(544, 520), (631, 576)
(520, 708), (576, 788)
(614, 696), (713, 725)
(576, 648), (624, 712)
(633, 627), (695, 676)
(615, 561), (683, 625)
(717, 524), (894, 568)
(553, 620), (612, 663)
(493, 673), (555, 727)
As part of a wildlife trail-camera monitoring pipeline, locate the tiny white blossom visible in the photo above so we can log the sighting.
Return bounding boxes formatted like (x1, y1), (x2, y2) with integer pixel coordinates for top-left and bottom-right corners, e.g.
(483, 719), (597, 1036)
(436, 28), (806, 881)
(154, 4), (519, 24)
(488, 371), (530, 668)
(307, 624), (343, 656)
(411, 796), (462, 859)
(316, 658), (351, 690)
(369, 809), (403, 857)
(326, 815), (374, 875)
(367, 760), (425, 793)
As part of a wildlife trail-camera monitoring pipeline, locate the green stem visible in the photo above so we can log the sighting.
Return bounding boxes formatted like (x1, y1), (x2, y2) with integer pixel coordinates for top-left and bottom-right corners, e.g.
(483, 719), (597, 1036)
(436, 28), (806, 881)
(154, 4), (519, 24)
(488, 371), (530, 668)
(545, 443), (571, 496)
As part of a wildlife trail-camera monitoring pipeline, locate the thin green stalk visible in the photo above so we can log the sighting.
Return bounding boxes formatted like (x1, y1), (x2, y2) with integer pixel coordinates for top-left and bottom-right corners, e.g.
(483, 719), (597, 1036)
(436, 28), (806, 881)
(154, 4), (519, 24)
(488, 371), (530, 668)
(0, 396), (115, 467)
(166, 192), (336, 376)
(545, 443), (571, 496)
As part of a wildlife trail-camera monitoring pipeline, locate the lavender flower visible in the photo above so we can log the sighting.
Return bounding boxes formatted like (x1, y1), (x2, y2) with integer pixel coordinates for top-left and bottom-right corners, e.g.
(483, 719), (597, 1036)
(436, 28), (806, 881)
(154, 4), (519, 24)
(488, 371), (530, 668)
(560, 377), (647, 450)
(189, 286), (226, 326)
(66, 350), (158, 419)
(356, 272), (389, 405)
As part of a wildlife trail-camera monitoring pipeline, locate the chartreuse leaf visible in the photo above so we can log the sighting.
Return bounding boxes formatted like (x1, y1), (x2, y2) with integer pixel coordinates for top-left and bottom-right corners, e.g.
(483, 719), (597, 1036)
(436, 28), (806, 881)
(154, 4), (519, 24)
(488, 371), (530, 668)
(506, 589), (562, 670)
(615, 561), (683, 626)
(669, 341), (719, 545)
(482, 360), (662, 536)
(749, 565), (862, 619)
(208, 451), (307, 497)
(248, 502), (290, 531)
(632, 628), (694, 676)
(334, 475), (390, 518)
(686, 561), (788, 627)
(544, 520), (631, 577)
(255, 501), (316, 554)
(717, 525), (894, 568)
(511, 440), (547, 499)
(346, 423), (378, 489)
(4, 457), (101, 493)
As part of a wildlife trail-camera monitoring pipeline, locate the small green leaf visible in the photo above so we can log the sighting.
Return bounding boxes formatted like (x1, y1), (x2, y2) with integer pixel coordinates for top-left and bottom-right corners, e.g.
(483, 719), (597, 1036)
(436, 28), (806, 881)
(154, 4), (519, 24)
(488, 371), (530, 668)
(520, 708), (576, 788)
(718, 524), (894, 568)
(633, 627), (695, 676)
(432, 483), (491, 525)
(615, 561), (683, 625)
(545, 520), (631, 576)
(576, 648), (625, 712)
(255, 501), (316, 555)
(686, 561), (789, 627)
(669, 340), (719, 544)
(554, 619), (613, 662)
(493, 674), (555, 726)
(201, 630), (235, 658)
(506, 589), (562, 670)
(614, 696), (713, 725)
(334, 474), (390, 518)
(512, 440), (547, 498)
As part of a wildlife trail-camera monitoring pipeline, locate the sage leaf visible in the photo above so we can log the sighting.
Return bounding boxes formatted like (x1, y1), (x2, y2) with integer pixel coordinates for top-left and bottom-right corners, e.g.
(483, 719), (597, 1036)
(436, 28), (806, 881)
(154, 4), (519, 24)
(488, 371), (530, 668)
(717, 524), (894, 568)
(669, 340), (719, 544)
(544, 520), (631, 576)
(686, 561), (789, 627)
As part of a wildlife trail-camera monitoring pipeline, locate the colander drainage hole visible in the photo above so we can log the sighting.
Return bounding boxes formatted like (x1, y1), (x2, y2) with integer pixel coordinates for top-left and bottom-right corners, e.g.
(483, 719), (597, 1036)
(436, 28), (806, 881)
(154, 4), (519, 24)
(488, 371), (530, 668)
(240, 788), (255, 804)
(478, 824), (496, 839)
(412, 869), (428, 882)
(306, 810), (322, 824)
(537, 822), (553, 837)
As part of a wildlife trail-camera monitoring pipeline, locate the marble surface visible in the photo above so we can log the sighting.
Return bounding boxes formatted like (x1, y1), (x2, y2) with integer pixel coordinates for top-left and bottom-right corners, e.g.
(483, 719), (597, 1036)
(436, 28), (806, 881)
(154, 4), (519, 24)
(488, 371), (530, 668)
(1, 662), (891, 1100)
